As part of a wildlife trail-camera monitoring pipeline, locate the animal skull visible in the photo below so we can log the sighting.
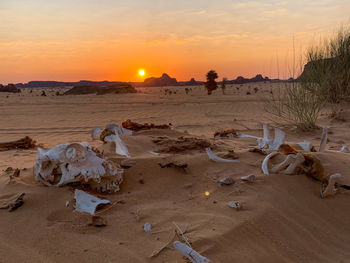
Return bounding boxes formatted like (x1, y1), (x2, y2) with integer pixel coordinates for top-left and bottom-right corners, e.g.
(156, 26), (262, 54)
(34, 142), (123, 193)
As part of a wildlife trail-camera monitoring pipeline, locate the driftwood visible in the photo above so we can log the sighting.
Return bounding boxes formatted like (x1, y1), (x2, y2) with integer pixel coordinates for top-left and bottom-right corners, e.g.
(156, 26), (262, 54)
(122, 119), (171, 132)
(0, 136), (36, 151)
(214, 128), (238, 138)
(158, 162), (188, 172)
(0, 193), (25, 212)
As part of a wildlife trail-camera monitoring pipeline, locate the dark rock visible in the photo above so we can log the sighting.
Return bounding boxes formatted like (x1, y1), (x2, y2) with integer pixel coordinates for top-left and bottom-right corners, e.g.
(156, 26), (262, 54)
(64, 83), (137, 95)
(218, 177), (235, 185)
(0, 84), (21, 93)
(143, 73), (178, 87)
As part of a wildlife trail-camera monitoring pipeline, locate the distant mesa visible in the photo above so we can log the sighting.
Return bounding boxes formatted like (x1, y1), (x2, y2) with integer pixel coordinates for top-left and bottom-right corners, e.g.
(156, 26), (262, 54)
(15, 80), (128, 89)
(227, 74), (270, 84)
(143, 73), (178, 87)
(9, 73), (277, 90)
(64, 83), (137, 95)
(0, 84), (21, 93)
(183, 78), (203, 86)
(298, 58), (333, 80)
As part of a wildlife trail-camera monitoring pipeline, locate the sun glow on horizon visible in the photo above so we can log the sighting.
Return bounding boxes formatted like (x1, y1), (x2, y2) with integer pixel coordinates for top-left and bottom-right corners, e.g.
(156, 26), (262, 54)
(138, 69), (145, 77)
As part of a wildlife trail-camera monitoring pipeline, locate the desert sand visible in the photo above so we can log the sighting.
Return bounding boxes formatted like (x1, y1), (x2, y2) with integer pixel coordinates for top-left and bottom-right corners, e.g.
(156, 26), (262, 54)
(1, 83), (350, 263)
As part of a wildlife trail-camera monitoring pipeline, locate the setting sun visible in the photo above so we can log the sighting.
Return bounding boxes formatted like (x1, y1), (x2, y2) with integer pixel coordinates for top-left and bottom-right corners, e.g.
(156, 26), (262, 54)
(138, 69), (145, 77)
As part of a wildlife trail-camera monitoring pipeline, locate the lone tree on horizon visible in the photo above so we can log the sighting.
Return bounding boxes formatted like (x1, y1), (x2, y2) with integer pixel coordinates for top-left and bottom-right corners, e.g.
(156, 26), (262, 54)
(205, 70), (218, 95)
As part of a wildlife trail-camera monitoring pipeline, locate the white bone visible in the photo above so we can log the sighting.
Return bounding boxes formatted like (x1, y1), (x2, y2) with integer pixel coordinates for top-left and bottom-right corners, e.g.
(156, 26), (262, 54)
(319, 128), (328, 152)
(34, 142), (123, 192)
(268, 128), (285, 150)
(241, 174), (256, 182)
(74, 189), (110, 215)
(262, 151), (280, 175)
(228, 201), (241, 210)
(239, 125), (284, 150)
(297, 141), (312, 152)
(104, 134), (130, 158)
(173, 241), (210, 263)
(340, 146), (350, 153)
(321, 173), (341, 198)
(105, 123), (133, 136)
(270, 154), (297, 174)
(263, 124), (270, 142)
(91, 127), (102, 140)
(237, 134), (260, 139)
(144, 223), (152, 232)
(282, 153), (305, 175)
(205, 148), (238, 163)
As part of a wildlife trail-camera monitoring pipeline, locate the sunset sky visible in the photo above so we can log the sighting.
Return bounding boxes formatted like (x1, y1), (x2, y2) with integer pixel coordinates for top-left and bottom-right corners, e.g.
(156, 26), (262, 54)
(1, 0), (350, 84)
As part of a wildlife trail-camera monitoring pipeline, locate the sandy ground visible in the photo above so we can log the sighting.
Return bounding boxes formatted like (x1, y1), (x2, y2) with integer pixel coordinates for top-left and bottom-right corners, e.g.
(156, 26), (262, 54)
(1, 83), (350, 263)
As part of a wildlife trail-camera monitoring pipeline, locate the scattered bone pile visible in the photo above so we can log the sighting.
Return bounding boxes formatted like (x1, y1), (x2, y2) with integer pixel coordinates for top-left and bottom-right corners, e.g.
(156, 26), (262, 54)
(3, 120), (350, 262)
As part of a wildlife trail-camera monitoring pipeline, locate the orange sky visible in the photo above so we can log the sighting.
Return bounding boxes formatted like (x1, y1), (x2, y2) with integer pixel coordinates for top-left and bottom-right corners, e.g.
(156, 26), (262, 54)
(1, 0), (350, 84)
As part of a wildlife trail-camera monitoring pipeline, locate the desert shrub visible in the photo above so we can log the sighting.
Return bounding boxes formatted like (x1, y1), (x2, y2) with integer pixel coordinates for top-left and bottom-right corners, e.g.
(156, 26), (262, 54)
(265, 81), (325, 130)
(301, 26), (350, 104)
(265, 25), (350, 129)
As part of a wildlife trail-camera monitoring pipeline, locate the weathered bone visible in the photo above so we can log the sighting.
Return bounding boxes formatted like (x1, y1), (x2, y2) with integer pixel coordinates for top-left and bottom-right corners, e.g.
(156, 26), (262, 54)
(205, 148), (238, 163)
(321, 173), (341, 198)
(91, 127), (102, 140)
(297, 141), (313, 152)
(270, 154), (296, 174)
(74, 189), (110, 215)
(340, 146), (350, 153)
(173, 241), (210, 263)
(268, 128), (285, 150)
(104, 134), (130, 158)
(262, 151), (280, 175)
(319, 128), (328, 152)
(282, 153), (305, 175)
(105, 123), (133, 136)
(34, 142), (123, 193)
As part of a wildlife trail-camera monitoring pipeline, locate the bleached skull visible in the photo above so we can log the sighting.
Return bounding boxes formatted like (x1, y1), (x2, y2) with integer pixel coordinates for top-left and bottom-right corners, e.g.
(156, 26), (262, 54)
(34, 142), (123, 193)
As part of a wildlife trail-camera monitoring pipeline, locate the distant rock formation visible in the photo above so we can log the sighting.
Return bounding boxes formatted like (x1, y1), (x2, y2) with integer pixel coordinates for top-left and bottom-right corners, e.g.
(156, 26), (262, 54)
(64, 83), (137, 95)
(15, 80), (128, 89)
(0, 84), (21, 93)
(298, 58), (333, 80)
(182, 78), (204, 86)
(143, 73), (178, 87)
(227, 74), (270, 84)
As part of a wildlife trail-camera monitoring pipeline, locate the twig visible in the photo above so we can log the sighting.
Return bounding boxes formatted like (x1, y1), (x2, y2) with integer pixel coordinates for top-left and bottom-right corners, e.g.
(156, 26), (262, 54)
(150, 232), (176, 258)
(95, 201), (118, 215)
(173, 222), (191, 248)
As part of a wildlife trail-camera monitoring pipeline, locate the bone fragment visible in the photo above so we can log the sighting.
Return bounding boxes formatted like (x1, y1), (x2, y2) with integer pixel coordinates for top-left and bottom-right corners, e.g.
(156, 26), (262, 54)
(205, 148), (238, 163)
(173, 241), (210, 263)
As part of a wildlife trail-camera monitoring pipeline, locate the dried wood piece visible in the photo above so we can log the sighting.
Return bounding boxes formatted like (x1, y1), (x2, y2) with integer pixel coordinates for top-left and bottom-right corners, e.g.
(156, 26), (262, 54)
(158, 162), (188, 172)
(122, 119), (172, 132)
(150, 232), (176, 258)
(0, 193), (25, 212)
(0, 136), (36, 151)
(213, 128), (238, 138)
(173, 222), (191, 248)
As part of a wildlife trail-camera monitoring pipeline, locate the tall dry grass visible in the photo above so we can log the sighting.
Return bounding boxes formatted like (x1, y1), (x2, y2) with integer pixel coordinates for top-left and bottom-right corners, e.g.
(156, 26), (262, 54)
(265, 25), (350, 130)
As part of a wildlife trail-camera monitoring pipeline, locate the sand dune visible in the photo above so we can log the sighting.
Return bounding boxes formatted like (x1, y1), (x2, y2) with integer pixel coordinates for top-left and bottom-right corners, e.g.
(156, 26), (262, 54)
(1, 83), (350, 262)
